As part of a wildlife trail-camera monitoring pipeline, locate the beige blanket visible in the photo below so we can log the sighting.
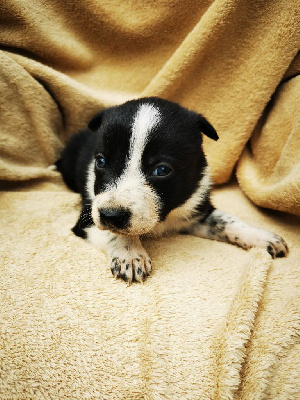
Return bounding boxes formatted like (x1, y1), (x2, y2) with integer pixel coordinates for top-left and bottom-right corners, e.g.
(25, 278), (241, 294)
(0, 1), (299, 398)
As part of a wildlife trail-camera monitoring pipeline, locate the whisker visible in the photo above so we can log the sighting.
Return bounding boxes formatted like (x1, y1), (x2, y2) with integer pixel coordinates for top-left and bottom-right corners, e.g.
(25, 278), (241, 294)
(80, 214), (93, 223)
(78, 208), (94, 227)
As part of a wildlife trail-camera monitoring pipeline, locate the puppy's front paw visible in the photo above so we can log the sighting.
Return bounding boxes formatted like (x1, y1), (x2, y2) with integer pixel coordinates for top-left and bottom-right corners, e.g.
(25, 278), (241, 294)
(238, 229), (289, 259)
(110, 247), (152, 284)
(264, 233), (288, 259)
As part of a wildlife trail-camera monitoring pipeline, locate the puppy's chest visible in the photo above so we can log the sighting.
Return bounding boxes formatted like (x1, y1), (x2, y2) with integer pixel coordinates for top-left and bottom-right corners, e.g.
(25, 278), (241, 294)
(146, 208), (198, 238)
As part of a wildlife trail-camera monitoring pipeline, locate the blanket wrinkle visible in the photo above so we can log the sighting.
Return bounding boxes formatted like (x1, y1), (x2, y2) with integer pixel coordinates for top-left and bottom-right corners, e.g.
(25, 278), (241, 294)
(1, 0), (300, 398)
(212, 250), (271, 400)
(236, 300), (300, 399)
(236, 75), (300, 215)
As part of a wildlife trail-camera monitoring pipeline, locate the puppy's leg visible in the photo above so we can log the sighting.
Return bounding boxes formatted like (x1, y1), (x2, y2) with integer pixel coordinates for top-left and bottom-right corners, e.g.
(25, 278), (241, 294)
(189, 209), (288, 258)
(85, 225), (152, 283)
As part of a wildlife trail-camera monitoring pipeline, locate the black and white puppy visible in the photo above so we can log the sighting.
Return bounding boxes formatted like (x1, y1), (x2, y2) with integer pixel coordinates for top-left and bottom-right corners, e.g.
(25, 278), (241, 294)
(57, 97), (288, 283)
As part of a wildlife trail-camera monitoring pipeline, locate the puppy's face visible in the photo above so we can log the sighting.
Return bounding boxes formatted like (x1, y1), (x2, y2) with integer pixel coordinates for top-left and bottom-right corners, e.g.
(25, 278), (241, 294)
(86, 97), (218, 235)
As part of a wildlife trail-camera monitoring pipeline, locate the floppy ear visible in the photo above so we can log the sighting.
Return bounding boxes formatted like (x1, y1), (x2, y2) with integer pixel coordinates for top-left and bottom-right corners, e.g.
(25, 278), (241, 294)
(88, 111), (103, 131)
(198, 115), (219, 141)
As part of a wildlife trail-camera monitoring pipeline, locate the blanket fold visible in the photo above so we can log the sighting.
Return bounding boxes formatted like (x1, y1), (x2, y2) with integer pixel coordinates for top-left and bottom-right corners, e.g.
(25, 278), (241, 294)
(237, 74), (300, 215)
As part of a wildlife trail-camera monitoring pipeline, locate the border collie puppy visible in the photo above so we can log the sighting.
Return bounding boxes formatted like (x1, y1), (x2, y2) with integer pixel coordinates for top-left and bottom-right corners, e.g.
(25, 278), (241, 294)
(56, 97), (288, 283)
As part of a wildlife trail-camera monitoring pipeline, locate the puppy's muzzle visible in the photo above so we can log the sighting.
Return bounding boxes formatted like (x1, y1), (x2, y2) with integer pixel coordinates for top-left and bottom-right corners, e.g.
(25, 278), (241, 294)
(99, 208), (131, 230)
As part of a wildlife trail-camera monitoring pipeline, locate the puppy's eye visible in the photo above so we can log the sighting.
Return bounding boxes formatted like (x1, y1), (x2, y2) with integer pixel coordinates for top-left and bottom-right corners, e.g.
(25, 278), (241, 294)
(95, 155), (106, 169)
(152, 164), (173, 177)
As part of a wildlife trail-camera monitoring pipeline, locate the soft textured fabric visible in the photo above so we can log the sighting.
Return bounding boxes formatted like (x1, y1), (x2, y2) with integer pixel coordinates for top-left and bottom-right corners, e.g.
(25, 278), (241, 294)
(1, 183), (299, 399)
(0, 1), (299, 398)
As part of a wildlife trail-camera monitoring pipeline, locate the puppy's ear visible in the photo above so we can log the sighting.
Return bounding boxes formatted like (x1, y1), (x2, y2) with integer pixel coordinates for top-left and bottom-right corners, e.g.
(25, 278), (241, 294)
(198, 115), (219, 141)
(88, 111), (103, 131)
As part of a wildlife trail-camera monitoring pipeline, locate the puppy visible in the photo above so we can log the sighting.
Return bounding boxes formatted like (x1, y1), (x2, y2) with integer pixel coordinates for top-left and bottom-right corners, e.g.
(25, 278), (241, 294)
(56, 97), (288, 283)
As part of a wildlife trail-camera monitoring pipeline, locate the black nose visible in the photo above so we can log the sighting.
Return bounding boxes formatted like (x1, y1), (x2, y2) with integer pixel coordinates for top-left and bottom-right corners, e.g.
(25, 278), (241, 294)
(99, 208), (131, 230)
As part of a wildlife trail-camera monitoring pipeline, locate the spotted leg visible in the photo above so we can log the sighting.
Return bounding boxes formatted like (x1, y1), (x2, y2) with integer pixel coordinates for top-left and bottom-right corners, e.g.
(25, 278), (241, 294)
(84, 225), (152, 283)
(189, 209), (288, 258)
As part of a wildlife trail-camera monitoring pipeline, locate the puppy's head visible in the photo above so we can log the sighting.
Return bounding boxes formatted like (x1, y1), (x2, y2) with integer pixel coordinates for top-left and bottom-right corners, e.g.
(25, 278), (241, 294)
(86, 97), (218, 235)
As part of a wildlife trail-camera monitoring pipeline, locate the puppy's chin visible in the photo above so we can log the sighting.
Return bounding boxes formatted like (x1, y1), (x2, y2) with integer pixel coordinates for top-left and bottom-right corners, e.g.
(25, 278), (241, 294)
(93, 220), (156, 236)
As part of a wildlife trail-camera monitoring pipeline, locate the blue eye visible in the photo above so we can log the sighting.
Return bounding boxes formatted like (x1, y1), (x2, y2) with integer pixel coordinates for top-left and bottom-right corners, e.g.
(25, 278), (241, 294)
(153, 164), (172, 177)
(95, 155), (106, 169)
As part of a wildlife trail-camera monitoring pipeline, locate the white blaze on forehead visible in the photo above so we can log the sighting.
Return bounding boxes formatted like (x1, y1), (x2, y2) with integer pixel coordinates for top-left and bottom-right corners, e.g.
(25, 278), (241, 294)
(128, 103), (161, 171)
(86, 160), (96, 199)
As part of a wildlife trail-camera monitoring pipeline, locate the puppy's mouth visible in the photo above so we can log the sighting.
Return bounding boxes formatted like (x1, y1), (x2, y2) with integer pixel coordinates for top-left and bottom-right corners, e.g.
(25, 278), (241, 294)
(95, 222), (155, 237)
(98, 225), (152, 236)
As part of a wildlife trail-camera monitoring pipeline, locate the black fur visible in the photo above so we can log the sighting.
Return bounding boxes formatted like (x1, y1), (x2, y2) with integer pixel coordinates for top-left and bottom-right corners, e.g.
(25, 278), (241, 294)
(57, 97), (218, 231)
(56, 129), (96, 195)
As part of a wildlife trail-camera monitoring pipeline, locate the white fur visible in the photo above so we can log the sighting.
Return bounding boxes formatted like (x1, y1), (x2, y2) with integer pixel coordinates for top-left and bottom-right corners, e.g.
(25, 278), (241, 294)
(84, 225), (111, 249)
(86, 160), (96, 200)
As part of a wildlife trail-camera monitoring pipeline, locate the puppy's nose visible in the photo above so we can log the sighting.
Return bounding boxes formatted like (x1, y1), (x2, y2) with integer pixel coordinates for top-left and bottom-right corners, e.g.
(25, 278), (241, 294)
(99, 208), (131, 230)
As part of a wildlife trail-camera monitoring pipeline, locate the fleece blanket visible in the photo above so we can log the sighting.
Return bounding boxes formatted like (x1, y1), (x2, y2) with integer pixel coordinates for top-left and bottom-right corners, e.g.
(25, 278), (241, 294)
(0, 0), (299, 398)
